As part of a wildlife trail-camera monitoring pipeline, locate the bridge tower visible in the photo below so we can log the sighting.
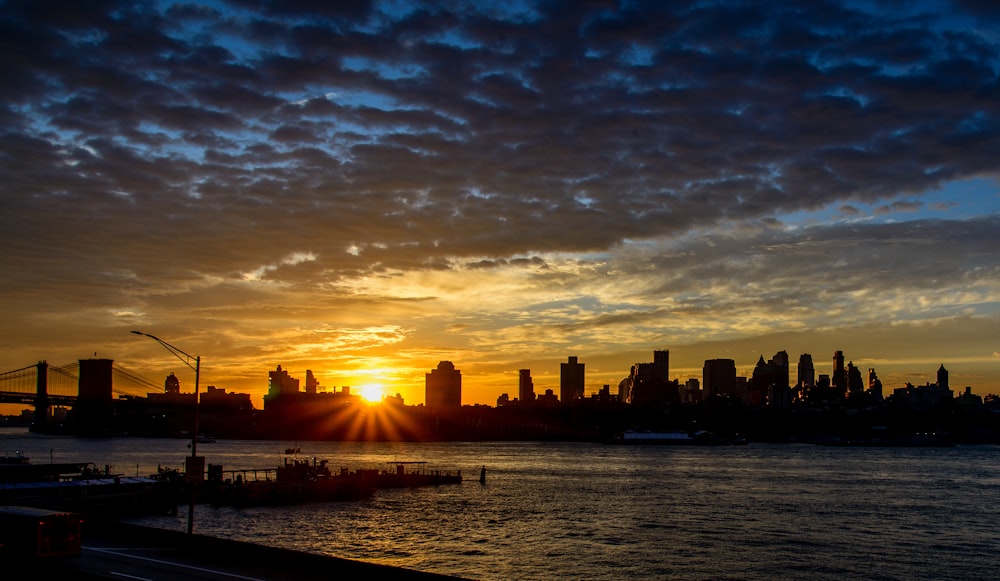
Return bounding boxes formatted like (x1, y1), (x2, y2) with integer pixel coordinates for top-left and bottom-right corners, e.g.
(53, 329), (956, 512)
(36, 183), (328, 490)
(29, 360), (49, 433)
(71, 358), (114, 436)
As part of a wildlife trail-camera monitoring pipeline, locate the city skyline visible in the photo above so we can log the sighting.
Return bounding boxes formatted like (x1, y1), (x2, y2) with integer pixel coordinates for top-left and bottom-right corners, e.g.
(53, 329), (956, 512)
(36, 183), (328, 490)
(2, 1), (999, 409)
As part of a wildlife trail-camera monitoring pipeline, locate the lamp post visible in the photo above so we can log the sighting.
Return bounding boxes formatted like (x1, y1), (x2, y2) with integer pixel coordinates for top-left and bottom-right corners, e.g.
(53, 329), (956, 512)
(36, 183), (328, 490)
(131, 330), (201, 535)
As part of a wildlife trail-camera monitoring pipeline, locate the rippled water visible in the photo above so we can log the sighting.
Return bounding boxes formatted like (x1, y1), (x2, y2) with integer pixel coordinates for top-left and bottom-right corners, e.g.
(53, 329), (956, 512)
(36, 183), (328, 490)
(4, 429), (999, 580)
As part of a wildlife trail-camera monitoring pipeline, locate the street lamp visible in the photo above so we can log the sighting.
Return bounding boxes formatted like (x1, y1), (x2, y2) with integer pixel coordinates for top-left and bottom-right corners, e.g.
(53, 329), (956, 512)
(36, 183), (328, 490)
(131, 330), (201, 535)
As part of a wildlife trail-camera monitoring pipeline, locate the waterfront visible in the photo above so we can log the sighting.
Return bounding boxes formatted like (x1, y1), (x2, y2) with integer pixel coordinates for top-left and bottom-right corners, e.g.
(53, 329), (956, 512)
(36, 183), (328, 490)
(3, 429), (999, 580)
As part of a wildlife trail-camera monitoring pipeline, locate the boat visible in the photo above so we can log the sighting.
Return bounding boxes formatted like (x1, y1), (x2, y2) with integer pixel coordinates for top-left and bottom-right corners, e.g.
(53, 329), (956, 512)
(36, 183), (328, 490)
(202, 456), (373, 507)
(1, 451), (31, 465)
(609, 430), (746, 445)
(0, 460), (180, 519)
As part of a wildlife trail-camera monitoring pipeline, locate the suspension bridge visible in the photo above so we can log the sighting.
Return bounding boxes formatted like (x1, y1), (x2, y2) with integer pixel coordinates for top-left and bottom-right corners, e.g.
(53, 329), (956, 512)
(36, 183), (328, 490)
(0, 359), (166, 430)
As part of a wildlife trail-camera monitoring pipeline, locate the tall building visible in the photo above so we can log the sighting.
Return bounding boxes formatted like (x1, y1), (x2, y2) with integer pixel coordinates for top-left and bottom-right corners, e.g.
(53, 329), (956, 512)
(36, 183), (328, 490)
(426, 361), (462, 408)
(268, 365), (300, 397)
(703, 358), (737, 398)
(847, 362), (864, 397)
(683, 378), (701, 403)
(164, 372), (181, 395)
(937, 364), (949, 390)
(868, 368), (883, 400)
(305, 370), (319, 394)
(653, 350), (669, 382)
(560, 356), (585, 402)
(519, 369), (535, 403)
(750, 351), (789, 406)
(618, 349), (676, 405)
(832, 351), (846, 395)
(797, 353), (814, 388)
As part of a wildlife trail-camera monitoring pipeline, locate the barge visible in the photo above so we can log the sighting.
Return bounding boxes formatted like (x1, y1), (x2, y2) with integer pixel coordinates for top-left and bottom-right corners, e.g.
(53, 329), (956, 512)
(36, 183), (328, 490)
(202, 458), (462, 507)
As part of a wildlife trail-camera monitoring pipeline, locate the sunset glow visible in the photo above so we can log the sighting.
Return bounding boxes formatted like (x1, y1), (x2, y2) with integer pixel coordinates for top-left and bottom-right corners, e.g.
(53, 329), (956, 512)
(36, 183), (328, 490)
(1, 1), (999, 410)
(359, 384), (384, 404)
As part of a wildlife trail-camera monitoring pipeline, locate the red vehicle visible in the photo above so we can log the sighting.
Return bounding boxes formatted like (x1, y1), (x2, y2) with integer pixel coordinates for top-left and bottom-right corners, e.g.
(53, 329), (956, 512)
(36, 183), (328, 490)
(0, 506), (83, 559)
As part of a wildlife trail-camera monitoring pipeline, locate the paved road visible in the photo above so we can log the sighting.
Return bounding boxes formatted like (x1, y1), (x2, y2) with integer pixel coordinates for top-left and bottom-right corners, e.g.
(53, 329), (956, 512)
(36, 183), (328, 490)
(74, 543), (270, 580)
(46, 523), (463, 581)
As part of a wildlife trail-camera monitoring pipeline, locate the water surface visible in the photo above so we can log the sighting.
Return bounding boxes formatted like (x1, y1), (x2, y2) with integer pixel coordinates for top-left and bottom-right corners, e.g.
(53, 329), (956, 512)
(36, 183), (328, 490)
(3, 430), (998, 580)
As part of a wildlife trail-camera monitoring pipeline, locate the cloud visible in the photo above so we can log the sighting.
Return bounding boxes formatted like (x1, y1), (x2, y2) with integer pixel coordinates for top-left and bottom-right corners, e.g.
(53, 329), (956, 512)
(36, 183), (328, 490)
(1, 1), (999, 401)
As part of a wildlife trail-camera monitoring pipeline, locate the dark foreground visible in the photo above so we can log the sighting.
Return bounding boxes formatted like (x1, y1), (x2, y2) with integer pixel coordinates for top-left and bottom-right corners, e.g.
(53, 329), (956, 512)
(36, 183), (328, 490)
(27, 522), (464, 581)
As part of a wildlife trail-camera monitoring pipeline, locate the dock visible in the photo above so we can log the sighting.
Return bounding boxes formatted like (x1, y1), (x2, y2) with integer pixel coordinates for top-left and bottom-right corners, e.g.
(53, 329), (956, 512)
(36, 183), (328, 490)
(201, 458), (463, 507)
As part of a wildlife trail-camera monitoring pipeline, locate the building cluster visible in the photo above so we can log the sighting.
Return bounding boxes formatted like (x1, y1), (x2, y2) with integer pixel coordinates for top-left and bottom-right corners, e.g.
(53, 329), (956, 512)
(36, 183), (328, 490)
(490, 348), (969, 415)
(20, 347), (997, 442)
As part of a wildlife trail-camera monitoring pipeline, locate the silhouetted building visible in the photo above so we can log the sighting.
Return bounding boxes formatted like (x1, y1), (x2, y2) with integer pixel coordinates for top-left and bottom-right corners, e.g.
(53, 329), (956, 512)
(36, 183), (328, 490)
(199, 385), (254, 437)
(519, 369), (536, 403)
(305, 370), (319, 394)
(620, 350), (676, 406)
(683, 378), (701, 403)
(868, 368), (883, 400)
(832, 351), (847, 395)
(201, 385), (252, 411)
(703, 358), (737, 398)
(536, 388), (559, 407)
(148, 373), (195, 405)
(937, 364), (949, 390)
(653, 350), (669, 382)
(164, 372), (181, 395)
(847, 362), (864, 398)
(893, 382), (953, 412)
(426, 361), (462, 408)
(797, 353), (814, 389)
(268, 365), (300, 397)
(735, 376), (749, 403)
(769, 384), (793, 409)
(560, 356), (585, 402)
(750, 351), (789, 406)
(593, 384), (617, 403)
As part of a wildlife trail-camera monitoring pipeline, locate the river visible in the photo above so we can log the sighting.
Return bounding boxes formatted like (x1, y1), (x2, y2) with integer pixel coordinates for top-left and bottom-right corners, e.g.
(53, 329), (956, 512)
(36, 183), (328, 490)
(3, 428), (999, 580)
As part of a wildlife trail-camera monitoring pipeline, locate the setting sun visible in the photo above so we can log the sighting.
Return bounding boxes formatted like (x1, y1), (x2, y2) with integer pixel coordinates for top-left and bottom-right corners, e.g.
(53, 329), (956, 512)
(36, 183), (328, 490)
(359, 384), (383, 403)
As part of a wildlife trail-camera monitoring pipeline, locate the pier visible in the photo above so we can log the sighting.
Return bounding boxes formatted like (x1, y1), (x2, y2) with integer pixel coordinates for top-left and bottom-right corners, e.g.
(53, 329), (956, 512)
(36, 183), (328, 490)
(202, 458), (463, 507)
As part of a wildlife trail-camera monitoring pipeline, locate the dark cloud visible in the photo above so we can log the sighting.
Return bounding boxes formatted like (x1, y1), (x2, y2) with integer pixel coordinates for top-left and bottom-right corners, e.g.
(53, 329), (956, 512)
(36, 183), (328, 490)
(1, 0), (999, 400)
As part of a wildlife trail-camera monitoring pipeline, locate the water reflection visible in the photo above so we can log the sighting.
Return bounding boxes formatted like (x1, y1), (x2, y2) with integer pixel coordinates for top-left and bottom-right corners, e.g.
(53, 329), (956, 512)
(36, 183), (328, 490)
(3, 429), (1000, 580)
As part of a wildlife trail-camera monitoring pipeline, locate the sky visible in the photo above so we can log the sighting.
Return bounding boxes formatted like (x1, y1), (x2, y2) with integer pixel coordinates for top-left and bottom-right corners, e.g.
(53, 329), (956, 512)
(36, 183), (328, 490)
(2, 0), (999, 409)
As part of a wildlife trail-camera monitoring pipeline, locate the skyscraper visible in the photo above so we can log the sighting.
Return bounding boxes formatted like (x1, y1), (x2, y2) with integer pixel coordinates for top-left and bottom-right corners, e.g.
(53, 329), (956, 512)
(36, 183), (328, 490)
(868, 368), (883, 400)
(797, 353), (814, 388)
(703, 358), (737, 398)
(519, 369), (535, 403)
(847, 362), (864, 397)
(832, 350), (846, 395)
(653, 350), (669, 382)
(750, 351), (789, 405)
(426, 361), (462, 408)
(560, 356), (585, 402)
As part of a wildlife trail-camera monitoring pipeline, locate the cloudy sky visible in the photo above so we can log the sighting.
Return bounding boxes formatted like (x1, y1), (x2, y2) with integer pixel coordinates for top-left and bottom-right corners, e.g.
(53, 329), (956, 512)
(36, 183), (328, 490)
(2, 0), (999, 408)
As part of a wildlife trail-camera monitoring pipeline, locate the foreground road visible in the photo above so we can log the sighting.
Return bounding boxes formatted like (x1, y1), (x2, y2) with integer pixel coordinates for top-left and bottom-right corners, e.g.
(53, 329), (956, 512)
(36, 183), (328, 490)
(46, 522), (463, 581)
(75, 544), (269, 581)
